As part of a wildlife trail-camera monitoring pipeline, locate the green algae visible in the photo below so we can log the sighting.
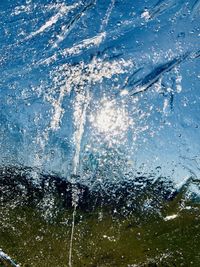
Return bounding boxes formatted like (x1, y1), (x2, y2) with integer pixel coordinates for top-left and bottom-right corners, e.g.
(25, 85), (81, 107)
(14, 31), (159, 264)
(1, 197), (200, 267)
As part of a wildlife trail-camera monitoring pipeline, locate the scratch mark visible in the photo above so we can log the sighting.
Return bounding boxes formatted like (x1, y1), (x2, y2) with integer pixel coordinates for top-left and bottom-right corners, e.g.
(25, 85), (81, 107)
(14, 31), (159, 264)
(52, 1), (95, 49)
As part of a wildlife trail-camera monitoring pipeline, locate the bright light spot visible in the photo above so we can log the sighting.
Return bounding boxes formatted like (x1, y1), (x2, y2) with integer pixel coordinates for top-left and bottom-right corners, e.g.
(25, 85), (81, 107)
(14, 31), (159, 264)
(120, 89), (129, 96)
(141, 10), (151, 20)
(164, 214), (178, 221)
(90, 98), (130, 139)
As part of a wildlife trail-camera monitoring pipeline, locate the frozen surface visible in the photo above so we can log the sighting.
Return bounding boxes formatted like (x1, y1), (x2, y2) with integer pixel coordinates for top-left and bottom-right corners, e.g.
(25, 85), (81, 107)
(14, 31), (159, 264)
(0, 0), (200, 196)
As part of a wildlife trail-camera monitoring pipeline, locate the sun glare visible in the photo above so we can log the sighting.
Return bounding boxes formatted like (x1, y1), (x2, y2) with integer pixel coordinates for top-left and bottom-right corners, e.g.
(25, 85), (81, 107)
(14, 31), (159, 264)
(90, 98), (130, 138)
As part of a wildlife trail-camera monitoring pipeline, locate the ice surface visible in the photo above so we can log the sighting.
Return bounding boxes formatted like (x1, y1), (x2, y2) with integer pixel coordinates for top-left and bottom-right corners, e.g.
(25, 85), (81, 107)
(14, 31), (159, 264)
(0, 0), (200, 197)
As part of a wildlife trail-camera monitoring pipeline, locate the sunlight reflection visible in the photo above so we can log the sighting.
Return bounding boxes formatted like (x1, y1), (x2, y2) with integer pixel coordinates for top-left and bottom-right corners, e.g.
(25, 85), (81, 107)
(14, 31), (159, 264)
(90, 98), (131, 140)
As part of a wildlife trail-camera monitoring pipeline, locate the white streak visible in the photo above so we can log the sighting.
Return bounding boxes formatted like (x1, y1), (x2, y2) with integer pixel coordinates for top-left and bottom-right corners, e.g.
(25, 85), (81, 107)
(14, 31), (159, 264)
(26, 3), (79, 39)
(73, 92), (90, 174)
(62, 32), (106, 57)
(100, 0), (115, 31)
(141, 10), (151, 21)
(48, 82), (72, 131)
(30, 13), (61, 37)
(164, 214), (178, 221)
(68, 205), (77, 267)
(0, 249), (19, 267)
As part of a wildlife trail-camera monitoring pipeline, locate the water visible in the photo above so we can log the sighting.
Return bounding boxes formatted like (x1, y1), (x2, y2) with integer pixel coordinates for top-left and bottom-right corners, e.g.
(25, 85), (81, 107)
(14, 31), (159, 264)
(1, 0), (199, 196)
(0, 0), (200, 266)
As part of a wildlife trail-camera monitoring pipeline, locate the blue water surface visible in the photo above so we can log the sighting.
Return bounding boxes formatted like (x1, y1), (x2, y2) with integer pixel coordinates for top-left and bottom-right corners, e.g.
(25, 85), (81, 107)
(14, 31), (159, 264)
(0, 0), (200, 195)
